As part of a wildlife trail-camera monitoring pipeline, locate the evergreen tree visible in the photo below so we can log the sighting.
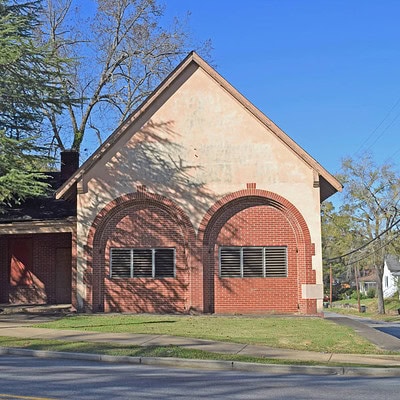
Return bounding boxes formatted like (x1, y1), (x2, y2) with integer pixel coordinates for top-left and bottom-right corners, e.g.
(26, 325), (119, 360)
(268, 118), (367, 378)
(0, 133), (49, 207)
(0, 0), (70, 209)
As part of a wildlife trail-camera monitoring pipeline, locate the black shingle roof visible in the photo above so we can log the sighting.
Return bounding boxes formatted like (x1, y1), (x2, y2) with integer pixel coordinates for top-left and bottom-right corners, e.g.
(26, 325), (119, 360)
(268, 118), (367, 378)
(0, 172), (76, 224)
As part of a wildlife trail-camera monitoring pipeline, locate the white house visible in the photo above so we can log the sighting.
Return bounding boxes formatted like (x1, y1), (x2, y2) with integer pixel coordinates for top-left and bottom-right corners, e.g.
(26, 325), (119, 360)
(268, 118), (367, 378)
(383, 254), (400, 299)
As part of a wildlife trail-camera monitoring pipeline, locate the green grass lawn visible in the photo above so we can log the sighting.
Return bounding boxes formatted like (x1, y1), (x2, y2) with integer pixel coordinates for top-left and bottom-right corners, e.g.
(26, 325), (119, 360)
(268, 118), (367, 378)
(34, 314), (384, 354)
(0, 336), (378, 367)
(330, 297), (400, 322)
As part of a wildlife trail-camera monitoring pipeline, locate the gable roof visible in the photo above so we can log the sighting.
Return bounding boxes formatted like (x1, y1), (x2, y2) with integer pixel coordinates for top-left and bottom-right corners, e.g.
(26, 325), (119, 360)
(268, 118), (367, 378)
(0, 170), (76, 234)
(386, 254), (400, 274)
(0, 172), (76, 224)
(56, 51), (342, 202)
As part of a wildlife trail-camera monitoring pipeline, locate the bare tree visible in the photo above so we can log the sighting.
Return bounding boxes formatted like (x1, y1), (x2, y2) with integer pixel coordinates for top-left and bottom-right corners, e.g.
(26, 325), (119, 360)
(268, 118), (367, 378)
(338, 154), (400, 313)
(38, 0), (211, 155)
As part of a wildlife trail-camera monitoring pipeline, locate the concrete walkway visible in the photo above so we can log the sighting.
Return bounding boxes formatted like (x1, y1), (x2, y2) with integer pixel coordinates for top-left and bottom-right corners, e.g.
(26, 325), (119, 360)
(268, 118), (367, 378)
(325, 312), (400, 352)
(1, 310), (400, 369)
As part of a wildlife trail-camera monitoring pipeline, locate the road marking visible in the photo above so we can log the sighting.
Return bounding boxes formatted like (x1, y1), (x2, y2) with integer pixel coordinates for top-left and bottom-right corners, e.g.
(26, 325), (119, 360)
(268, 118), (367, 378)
(0, 394), (56, 400)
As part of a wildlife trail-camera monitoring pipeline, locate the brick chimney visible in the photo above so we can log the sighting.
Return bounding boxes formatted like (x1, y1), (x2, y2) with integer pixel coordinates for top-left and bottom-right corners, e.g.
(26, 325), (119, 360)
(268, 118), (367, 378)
(60, 150), (79, 182)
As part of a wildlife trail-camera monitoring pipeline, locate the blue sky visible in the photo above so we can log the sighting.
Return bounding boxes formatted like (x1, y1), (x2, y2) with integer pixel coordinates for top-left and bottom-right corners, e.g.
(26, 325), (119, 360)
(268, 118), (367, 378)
(164, 0), (400, 175)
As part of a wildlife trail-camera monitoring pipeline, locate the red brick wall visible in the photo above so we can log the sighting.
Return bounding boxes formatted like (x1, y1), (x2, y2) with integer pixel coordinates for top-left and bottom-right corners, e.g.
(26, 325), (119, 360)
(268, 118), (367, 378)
(87, 189), (316, 315)
(87, 191), (196, 313)
(92, 202), (190, 313)
(199, 189), (316, 315)
(0, 236), (8, 303)
(213, 205), (299, 313)
(9, 237), (34, 287)
(0, 233), (71, 304)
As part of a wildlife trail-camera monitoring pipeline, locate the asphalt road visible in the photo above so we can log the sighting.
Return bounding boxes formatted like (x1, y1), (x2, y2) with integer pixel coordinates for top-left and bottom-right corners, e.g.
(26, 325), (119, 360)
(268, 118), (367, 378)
(1, 355), (400, 400)
(353, 316), (400, 340)
(374, 324), (400, 339)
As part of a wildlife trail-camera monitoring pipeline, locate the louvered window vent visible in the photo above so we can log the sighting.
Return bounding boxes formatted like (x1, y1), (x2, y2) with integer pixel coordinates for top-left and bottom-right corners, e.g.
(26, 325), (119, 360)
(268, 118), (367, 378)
(219, 246), (287, 278)
(110, 248), (175, 278)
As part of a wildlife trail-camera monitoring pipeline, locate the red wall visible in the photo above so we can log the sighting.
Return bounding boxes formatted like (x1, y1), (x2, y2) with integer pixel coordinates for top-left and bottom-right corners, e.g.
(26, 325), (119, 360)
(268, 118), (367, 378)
(100, 205), (190, 313)
(87, 190), (317, 315)
(212, 205), (299, 313)
(0, 236), (8, 303)
(0, 233), (72, 304)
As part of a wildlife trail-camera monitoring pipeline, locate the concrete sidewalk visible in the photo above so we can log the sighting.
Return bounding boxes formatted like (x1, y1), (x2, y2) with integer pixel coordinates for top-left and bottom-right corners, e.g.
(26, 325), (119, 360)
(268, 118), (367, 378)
(325, 312), (400, 352)
(1, 312), (400, 368)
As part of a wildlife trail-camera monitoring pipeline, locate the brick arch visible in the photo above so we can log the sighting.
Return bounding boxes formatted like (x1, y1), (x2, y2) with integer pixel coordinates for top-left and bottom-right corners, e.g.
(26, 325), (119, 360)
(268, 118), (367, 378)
(198, 189), (311, 245)
(85, 191), (196, 312)
(198, 189), (315, 314)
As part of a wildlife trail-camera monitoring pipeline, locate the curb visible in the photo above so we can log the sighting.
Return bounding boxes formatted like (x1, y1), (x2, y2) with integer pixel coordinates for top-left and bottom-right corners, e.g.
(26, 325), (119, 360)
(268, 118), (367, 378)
(2, 347), (400, 377)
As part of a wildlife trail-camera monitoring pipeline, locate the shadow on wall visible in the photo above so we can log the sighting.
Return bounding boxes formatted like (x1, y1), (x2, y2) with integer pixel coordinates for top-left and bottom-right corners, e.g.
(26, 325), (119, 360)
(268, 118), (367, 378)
(104, 278), (189, 313)
(8, 285), (47, 305)
(82, 120), (221, 227)
(6, 233), (72, 305)
(79, 119), (308, 313)
(102, 203), (190, 313)
(82, 120), (240, 313)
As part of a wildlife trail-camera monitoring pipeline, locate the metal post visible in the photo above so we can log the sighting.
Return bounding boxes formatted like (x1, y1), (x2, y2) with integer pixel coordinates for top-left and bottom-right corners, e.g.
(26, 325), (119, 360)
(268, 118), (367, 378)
(329, 263), (333, 308)
(354, 263), (361, 312)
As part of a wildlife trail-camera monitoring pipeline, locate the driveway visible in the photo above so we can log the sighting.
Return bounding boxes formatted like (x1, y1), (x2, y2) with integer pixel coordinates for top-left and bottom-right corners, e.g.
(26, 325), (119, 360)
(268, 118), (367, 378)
(325, 312), (400, 351)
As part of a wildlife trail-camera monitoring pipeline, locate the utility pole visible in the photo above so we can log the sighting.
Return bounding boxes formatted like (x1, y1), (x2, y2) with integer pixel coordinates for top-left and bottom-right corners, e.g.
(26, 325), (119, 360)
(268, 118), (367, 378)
(354, 263), (361, 312)
(329, 263), (333, 307)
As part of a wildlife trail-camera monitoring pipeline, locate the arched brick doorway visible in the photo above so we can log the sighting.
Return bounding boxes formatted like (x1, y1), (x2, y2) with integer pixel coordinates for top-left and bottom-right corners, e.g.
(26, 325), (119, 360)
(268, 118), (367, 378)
(198, 189), (315, 314)
(86, 191), (195, 313)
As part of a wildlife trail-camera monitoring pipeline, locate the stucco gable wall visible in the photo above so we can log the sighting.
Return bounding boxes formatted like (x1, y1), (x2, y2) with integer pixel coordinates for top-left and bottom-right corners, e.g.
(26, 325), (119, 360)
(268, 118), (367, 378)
(75, 66), (323, 307)
(79, 66), (319, 231)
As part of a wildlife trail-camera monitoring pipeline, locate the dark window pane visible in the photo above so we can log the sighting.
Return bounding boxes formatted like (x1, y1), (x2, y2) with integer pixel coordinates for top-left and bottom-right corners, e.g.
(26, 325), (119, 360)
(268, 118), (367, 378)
(154, 249), (175, 277)
(133, 249), (152, 277)
(110, 249), (131, 278)
(243, 247), (263, 277)
(265, 247), (287, 277)
(220, 248), (241, 277)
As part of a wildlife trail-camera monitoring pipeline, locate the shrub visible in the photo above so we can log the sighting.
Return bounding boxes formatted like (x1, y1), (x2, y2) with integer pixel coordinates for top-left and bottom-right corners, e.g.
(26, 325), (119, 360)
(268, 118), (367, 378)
(350, 291), (366, 300)
(366, 288), (376, 298)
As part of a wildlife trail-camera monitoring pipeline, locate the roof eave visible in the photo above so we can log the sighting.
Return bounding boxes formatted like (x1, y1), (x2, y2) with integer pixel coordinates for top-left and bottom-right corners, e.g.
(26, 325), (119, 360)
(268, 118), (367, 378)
(319, 175), (343, 202)
(56, 51), (342, 201)
(0, 217), (76, 235)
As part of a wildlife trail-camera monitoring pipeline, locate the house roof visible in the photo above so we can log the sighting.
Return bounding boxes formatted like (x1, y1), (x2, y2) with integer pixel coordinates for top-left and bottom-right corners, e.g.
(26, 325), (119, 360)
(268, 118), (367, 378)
(56, 51), (343, 202)
(0, 196), (76, 224)
(358, 271), (377, 282)
(0, 172), (76, 225)
(386, 254), (400, 274)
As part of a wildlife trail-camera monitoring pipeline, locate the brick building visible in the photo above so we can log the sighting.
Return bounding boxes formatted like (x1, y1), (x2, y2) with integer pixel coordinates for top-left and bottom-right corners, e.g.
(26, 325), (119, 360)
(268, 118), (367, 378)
(0, 152), (77, 305)
(0, 52), (342, 314)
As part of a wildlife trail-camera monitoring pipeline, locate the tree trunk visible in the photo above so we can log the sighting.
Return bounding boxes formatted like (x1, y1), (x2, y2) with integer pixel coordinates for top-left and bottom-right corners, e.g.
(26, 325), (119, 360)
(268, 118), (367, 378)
(375, 265), (385, 314)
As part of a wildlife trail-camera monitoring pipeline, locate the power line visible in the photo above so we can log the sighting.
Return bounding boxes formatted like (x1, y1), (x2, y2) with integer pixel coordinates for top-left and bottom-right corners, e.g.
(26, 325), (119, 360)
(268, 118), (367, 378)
(384, 146), (400, 165)
(326, 217), (400, 264)
(343, 230), (400, 267)
(363, 111), (400, 153)
(355, 95), (400, 156)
